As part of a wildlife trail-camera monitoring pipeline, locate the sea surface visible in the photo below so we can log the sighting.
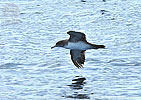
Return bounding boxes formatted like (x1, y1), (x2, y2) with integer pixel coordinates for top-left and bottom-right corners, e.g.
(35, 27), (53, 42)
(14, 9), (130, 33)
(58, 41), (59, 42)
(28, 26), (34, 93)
(0, 0), (141, 100)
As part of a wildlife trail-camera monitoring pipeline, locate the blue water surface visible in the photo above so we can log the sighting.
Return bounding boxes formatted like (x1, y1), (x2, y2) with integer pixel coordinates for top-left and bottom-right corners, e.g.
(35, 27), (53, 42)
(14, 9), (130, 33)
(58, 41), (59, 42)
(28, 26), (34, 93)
(0, 0), (141, 100)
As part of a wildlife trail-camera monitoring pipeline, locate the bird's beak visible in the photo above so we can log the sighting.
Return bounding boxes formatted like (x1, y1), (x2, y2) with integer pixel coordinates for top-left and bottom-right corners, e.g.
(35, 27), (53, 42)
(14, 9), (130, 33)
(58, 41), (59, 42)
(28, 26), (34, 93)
(51, 45), (56, 49)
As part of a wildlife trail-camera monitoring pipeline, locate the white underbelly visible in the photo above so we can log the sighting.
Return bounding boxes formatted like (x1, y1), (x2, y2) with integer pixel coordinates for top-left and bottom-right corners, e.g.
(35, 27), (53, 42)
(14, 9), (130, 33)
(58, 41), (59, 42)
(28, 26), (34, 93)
(64, 42), (90, 50)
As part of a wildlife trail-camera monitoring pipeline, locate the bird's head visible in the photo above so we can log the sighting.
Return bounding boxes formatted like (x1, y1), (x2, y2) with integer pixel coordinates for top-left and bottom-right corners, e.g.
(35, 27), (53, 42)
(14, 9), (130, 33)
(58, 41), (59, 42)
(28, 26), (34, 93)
(51, 40), (66, 49)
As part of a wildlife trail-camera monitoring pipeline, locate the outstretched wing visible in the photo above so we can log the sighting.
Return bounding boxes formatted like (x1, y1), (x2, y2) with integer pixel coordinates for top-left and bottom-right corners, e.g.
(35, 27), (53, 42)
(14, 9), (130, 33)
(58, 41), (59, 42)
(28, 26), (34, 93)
(70, 50), (85, 68)
(67, 31), (87, 42)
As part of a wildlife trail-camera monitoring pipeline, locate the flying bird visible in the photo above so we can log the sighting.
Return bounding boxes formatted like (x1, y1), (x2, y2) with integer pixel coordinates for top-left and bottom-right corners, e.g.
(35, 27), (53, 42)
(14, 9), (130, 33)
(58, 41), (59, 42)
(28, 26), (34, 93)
(51, 31), (105, 68)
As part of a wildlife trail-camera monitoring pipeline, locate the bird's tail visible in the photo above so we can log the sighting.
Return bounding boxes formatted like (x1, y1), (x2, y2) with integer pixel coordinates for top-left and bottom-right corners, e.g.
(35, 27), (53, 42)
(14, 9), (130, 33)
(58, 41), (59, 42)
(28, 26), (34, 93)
(90, 44), (105, 49)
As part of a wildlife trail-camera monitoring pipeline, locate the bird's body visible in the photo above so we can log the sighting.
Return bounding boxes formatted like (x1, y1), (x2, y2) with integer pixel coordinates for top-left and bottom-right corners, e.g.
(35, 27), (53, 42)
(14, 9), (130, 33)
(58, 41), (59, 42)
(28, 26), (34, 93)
(51, 31), (105, 68)
(64, 41), (92, 50)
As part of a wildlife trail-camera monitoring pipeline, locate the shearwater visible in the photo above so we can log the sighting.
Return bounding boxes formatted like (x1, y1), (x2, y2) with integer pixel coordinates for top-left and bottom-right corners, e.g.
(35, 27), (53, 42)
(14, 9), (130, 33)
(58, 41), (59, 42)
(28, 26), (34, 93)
(51, 31), (105, 68)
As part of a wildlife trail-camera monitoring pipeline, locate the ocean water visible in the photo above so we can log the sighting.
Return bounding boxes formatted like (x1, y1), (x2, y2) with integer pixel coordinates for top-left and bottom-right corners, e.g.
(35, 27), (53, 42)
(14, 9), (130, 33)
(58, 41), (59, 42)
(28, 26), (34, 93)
(0, 0), (141, 100)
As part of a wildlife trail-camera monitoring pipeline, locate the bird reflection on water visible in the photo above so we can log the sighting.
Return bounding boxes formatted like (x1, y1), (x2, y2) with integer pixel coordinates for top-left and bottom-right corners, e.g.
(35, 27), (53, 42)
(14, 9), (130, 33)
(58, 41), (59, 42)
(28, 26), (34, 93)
(66, 76), (90, 99)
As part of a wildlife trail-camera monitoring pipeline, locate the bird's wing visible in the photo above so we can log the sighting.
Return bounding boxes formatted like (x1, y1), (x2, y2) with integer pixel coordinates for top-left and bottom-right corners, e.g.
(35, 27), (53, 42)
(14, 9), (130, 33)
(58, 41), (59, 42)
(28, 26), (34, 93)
(67, 31), (87, 42)
(70, 50), (85, 68)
